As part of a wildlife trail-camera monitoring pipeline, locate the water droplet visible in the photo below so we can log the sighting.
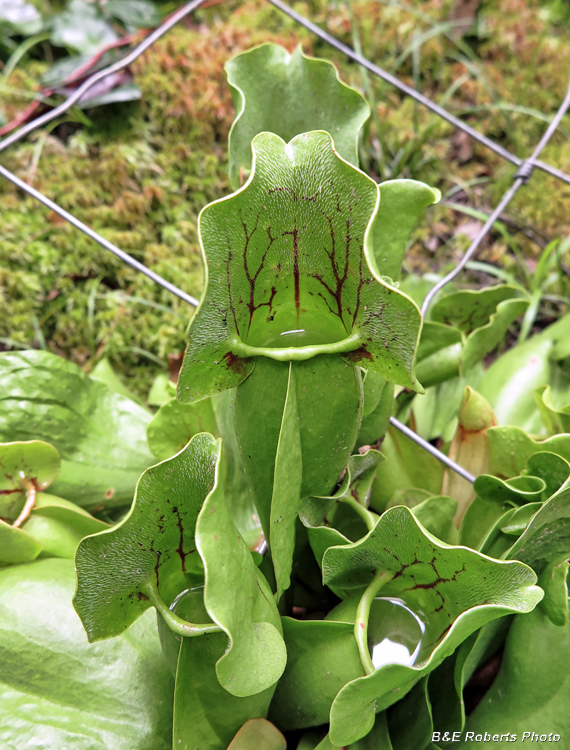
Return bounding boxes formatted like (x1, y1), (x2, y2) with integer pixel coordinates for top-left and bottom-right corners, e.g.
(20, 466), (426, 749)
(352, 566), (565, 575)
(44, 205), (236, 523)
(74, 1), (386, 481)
(368, 597), (425, 669)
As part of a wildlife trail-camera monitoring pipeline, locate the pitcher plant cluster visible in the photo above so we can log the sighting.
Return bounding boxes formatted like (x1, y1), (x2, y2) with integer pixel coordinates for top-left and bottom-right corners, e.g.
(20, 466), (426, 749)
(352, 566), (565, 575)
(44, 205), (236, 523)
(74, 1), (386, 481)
(1, 43), (570, 750)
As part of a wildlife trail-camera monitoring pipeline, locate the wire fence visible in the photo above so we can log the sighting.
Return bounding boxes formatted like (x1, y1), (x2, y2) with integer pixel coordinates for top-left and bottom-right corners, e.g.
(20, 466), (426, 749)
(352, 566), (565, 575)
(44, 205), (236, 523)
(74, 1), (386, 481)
(1, 0), (570, 482)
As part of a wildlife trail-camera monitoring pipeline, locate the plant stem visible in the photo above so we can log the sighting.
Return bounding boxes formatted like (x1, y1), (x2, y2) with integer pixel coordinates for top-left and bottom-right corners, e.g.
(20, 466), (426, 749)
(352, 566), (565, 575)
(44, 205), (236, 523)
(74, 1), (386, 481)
(12, 484), (36, 528)
(142, 580), (221, 639)
(355, 569), (395, 675)
(339, 495), (377, 532)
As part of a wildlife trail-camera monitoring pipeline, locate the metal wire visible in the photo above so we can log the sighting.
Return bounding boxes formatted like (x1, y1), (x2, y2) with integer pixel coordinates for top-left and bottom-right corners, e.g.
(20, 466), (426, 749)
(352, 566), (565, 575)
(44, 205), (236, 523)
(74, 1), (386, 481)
(0, 164), (200, 307)
(389, 417), (476, 483)
(266, 0), (570, 187)
(421, 80), (570, 315)
(0, 0), (208, 154)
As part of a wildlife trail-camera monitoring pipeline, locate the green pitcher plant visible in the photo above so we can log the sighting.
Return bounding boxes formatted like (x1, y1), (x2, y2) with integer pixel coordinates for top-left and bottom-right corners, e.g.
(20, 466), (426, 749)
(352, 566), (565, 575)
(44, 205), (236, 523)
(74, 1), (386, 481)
(1, 43), (570, 750)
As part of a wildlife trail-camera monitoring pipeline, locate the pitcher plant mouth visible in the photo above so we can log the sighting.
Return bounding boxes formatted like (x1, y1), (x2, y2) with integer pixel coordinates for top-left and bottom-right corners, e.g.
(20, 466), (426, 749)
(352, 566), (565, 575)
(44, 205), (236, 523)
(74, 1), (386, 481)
(230, 331), (362, 362)
(177, 130), (424, 403)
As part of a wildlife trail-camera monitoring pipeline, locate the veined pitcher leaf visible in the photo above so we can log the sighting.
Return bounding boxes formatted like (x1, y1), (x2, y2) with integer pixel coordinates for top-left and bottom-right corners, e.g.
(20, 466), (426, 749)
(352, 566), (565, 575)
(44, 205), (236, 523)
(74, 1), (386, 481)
(370, 180), (440, 282)
(177, 131), (423, 404)
(196, 479), (286, 696)
(0, 559), (173, 750)
(74, 434), (221, 641)
(0, 351), (154, 510)
(322, 507), (542, 746)
(226, 43), (370, 189)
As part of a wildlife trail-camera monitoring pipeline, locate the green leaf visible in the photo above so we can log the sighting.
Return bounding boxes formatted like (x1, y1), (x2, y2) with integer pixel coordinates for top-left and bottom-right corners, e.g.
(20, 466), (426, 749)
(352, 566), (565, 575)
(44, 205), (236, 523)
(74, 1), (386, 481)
(427, 635), (478, 745)
(212, 390), (261, 548)
(0, 351), (154, 510)
(228, 719), (286, 750)
(147, 396), (218, 461)
(235, 355), (363, 595)
(147, 390), (260, 546)
(479, 311), (570, 433)
(322, 507), (542, 745)
(148, 372), (175, 406)
(301, 448), (383, 565)
(459, 495), (513, 551)
(411, 496), (458, 545)
(507, 484), (570, 575)
(177, 131), (423, 404)
(105, 0), (162, 28)
(0, 519), (41, 563)
(173, 630), (278, 750)
(0, 0), (42, 35)
(459, 607), (570, 746)
(473, 473), (545, 505)
(414, 323), (463, 388)
(89, 357), (143, 404)
(534, 384), (570, 435)
(268, 617), (364, 730)
(357, 372), (394, 448)
(51, 0), (118, 54)
(77, 83), (142, 110)
(431, 286), (529, 374)
(0, 441), (63, 564)
(387, 677), (433, 750)
(412, 369), (483, 443)
(459, 452), (564, 552)
(196, 478), (286, 696)
(303, 712), (394, 749)
(369, 425), (444, 513)
(20, 491), (108, 560)
(74, 433), (221, 641)
(268, 362), (304, 597)
(0, 559), (173, 750)
(487, 426), (570, 478)
(538, 562), (568, 626)
(225, 43), (370, 189)
(370, 180), (440, 281)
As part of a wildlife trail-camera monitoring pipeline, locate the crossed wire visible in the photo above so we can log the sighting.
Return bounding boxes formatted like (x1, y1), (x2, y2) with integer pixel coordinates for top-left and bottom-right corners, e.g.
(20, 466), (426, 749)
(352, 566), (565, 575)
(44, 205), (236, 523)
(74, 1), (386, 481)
(2, 0), (570, 484)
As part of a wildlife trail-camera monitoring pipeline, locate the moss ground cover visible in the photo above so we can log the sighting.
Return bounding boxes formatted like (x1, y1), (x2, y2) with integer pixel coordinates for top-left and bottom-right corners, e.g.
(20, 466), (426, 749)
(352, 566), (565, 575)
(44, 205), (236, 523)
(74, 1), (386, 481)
(1, 0), (569, 395)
